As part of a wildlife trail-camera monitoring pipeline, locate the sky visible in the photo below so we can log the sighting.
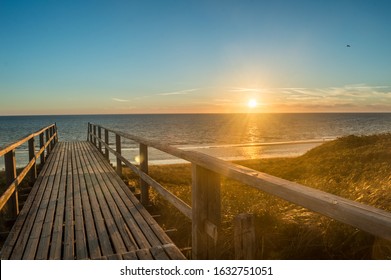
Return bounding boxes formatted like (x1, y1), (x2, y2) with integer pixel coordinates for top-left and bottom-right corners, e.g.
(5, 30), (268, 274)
(1, 0), (391, 115)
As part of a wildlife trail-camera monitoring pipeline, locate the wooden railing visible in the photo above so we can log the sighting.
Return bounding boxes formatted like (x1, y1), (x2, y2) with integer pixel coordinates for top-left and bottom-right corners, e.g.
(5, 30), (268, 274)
(88, 123), (391, 259)
(0, 124), (58, 219)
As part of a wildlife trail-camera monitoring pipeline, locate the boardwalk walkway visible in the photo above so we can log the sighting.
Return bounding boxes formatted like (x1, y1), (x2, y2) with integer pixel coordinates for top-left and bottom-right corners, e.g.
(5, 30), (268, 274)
(0, 141), (185, 260)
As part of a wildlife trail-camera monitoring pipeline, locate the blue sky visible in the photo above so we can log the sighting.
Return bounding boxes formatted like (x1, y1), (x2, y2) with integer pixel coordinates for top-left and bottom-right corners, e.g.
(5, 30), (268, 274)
(1, 0), (391, 115)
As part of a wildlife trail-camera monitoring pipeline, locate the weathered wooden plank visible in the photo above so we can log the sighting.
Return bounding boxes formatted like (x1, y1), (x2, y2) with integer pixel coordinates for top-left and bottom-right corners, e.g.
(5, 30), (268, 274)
(93, 256), (108, 260)
(84, 142), (152, 249)
(74, 142), (101, 259)
(87, 141), (174, 247)
(107, 254), (123, 260)
(78, 142), (114, 257)
(122, 251), (138, 260)
(0, 143), (60, 259)
(101, 143), (192, 219)
(161, 244), (187, 260)
(2, 140), (186, 260)
(119, 179), (174, 246)
(63, 142), (75, 260)
(20, 143), (64, 259)
(79, 142), (127, 255)
(150, 246), (170, 260)
(136, 248), (154, 260)
(83, 142), (140, 252)
(90, 139), (185, 258)
(35, 143), (66, 259)
(71, 142), (88, 260)
(98, 154), (165, 247)
(48, 142), (69, 260)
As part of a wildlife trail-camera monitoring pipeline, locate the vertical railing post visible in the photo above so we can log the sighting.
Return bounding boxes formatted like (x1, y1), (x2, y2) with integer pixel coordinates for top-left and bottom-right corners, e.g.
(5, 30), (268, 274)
(45, 129), (51, 156)
(39, 132), (45, 165)
(93, 125), (97, 147)
(98, 126), (102, 153)
(234, 213), (256, 260)
(49, 126), (55, 151)
(116, 134), (122, 176)
(28, 137), (37, 181)
(192, 164), (221, 260)
(87, 123), (91, 142)
(104, 129), (109, 161)
(89, 123), (93, 143)
(54, 123), (58, 144)
(4, 150), (19, 218)
(140, 143), (149, 205)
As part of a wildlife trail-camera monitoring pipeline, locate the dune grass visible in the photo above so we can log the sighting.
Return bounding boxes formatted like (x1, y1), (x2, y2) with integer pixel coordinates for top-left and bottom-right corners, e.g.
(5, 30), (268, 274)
(123, 134), (391, 259)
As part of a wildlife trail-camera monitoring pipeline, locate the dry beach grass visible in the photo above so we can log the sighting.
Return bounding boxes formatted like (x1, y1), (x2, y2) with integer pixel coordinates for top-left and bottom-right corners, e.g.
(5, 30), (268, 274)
(123, 134), (391, 259)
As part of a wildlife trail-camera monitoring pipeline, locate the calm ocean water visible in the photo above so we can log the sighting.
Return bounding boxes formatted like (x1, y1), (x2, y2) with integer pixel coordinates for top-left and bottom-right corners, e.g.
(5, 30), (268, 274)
(1, 113), (391, 168)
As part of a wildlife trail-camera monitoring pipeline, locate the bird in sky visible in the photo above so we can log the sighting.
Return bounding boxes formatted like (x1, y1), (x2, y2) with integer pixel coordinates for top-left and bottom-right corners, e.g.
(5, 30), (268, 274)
(346, 44), (351, 47)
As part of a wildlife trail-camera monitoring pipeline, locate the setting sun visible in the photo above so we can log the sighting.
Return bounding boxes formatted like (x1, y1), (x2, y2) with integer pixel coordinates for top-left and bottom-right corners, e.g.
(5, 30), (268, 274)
(248, 99), (257, 108)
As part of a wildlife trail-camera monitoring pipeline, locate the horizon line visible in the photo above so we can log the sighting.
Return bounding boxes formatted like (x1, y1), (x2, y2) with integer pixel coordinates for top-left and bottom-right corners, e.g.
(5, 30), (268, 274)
(2, 111), (391, 117)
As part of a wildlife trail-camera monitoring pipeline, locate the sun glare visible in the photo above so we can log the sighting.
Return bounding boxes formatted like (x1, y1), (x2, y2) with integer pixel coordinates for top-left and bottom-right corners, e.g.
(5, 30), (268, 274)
(248, 99), (257, 108)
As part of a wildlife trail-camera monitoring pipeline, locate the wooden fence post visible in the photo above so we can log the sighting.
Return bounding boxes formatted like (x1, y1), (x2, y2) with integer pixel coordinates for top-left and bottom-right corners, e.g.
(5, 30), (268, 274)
(54, 123), (58, 143)
(192, 164), (221, 260)
(116, 134), (122, 176)
(87, 123), (91, 142)
(140, 143), (149, 205)
(39, 132), (45, 165)
(50, 126), (55, 150)
(45, 129), (51, 155)
(28, 137), (37, 181)
(234, 213), (256, 260)
(98, 126), (102, 153)
(4, 150), (19, 218)
(104, 129), (109, 161)
(93, 125), (97, 147)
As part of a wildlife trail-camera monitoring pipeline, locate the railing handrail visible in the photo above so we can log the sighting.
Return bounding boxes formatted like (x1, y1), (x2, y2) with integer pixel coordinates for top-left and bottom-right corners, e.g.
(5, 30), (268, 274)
(88, 123), (391, 258)
(0, 124), (58, 214)
(0, 124), (57, 157)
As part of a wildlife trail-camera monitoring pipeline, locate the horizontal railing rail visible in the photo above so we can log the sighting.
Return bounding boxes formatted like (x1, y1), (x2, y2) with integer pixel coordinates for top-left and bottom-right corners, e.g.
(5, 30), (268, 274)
(88, 123), (391, 259)
(0, 124), (58, 218)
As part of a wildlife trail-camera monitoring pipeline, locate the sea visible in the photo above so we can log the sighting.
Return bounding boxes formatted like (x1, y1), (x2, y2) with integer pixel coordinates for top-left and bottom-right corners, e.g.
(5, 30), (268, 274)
(1, 113), (391, 169)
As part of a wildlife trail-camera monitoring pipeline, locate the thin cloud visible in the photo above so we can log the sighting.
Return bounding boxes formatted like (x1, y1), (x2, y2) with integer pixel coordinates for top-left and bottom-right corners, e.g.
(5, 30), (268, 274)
(112, 98), (130, 102)
(157, 88), (199, 96)
(229, 87), (262, 93)
(267, 85), (391, 107)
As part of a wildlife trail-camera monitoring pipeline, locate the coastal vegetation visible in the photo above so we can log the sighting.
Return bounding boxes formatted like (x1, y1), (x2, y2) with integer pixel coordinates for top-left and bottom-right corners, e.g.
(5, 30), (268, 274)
(123, 134), (391, 259)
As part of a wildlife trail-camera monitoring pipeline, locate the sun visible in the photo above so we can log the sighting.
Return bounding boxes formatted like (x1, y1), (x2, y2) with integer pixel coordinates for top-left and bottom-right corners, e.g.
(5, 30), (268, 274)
(247, 99), (257, 108)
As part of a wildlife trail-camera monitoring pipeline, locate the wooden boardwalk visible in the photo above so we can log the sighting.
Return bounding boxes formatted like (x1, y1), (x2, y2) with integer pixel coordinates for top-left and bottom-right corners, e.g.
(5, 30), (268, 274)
(0, 141), (185, 260)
